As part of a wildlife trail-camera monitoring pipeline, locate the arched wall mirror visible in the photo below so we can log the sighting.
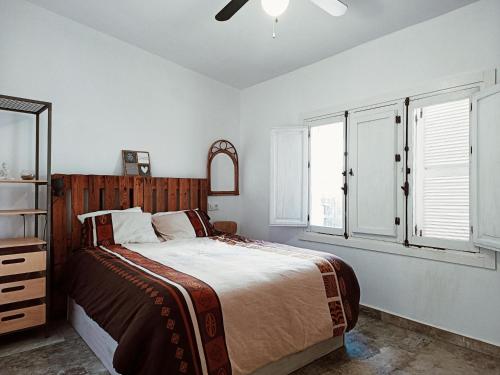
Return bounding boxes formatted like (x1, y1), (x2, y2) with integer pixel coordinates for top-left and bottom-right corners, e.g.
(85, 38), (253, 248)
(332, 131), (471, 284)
(207, 139), (239, 196)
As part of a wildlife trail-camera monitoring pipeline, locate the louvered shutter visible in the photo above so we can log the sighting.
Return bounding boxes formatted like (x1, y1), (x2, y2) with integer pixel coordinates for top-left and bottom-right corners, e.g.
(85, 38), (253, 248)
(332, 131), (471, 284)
(416, 99), (470, 241)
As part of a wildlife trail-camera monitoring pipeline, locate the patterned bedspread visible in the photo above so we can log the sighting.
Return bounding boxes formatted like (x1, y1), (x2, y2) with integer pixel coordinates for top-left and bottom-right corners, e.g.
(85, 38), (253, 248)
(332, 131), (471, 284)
(63, 235), (360, 375)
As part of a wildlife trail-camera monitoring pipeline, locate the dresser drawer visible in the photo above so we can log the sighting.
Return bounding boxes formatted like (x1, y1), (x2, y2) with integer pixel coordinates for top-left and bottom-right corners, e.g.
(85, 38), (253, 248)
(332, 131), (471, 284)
(0, 278), (45, 304)
(0, 304), (46, 334)
(0, 251), (46, 276)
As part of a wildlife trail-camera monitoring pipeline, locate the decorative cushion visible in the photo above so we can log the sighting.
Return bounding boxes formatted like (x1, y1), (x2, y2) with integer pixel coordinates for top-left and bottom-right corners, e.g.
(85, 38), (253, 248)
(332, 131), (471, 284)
(81, 211), (159, 247)
(152, 209), (215, 240)
(79, 207), (142, 248)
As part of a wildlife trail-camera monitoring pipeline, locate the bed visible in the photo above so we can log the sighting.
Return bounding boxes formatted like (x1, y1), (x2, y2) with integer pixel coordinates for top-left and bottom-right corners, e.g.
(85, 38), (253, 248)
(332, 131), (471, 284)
(51, 174), (360, 375)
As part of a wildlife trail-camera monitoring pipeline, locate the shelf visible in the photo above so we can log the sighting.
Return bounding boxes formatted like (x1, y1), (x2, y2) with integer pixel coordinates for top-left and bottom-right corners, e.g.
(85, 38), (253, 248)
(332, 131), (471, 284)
(0, 209), (47, 216)
(0, 94), (50, 115)
(0, 179), (47, 184)
(0, 237), (46, 249)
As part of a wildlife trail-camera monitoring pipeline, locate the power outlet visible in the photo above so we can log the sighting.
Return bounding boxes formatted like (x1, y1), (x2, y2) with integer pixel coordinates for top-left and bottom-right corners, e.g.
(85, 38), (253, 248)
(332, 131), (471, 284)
(208, 203), (219, 211)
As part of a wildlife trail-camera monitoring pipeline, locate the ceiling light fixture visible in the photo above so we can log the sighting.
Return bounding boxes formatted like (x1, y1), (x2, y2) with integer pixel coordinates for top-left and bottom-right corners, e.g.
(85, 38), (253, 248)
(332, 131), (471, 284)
(261, 0), (290, 38)
(215, 0), (348, 39)
(261, 0), (290, 18)
(216, 0), (349, 22)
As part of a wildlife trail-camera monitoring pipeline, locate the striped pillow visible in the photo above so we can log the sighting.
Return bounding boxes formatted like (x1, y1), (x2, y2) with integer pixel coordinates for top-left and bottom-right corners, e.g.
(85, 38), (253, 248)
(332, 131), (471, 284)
(81, 214), (115, 248)
(152, 209), (215, 240)
(81, 212), (160, 248)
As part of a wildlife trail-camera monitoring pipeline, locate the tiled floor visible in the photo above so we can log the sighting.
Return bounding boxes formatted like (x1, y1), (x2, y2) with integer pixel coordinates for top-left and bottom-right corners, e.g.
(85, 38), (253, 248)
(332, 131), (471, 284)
(294, 314), (500, 375)
(0, 312), (499, 375)
(0, 324), (107, 375)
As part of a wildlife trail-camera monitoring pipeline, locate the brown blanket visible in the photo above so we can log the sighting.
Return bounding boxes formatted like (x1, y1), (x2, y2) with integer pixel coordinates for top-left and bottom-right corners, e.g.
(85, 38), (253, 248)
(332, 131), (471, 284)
(63, 245), (231, 375)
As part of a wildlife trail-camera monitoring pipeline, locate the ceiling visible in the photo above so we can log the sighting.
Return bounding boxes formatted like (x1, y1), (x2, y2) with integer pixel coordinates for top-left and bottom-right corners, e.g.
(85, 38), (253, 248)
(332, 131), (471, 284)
(26, 0), (477, 88)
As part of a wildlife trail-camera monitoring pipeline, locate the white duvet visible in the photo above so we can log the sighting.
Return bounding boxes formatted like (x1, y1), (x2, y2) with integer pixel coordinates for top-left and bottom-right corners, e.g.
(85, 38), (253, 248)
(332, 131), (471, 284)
(121, 237), (341, 375)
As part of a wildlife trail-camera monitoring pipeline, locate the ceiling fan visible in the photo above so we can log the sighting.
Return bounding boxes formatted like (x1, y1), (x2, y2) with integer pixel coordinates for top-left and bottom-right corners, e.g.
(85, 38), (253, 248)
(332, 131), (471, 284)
(215, 0), (348, 21)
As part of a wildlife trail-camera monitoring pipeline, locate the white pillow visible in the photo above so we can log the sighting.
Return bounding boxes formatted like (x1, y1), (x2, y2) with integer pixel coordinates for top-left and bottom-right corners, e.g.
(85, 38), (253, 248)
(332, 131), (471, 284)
(111, 212), (160, 244)
(78, 207), (142, 224)
(153, 212), (194, 240)
(152, 209), (214, 240)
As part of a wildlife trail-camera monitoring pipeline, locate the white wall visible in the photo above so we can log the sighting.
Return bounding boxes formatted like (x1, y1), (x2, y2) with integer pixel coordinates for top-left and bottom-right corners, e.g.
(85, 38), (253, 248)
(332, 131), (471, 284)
(240, 0), (500, 345)
(0, 0), (240, 237)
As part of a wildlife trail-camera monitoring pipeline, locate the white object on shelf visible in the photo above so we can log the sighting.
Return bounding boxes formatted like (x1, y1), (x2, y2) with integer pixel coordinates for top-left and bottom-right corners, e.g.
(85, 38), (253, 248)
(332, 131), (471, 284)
(0, 162), (10, 179)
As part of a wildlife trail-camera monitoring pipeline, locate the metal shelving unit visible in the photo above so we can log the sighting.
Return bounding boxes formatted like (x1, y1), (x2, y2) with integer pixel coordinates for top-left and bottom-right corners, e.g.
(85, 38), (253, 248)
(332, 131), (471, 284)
(0, 94), (52, 336)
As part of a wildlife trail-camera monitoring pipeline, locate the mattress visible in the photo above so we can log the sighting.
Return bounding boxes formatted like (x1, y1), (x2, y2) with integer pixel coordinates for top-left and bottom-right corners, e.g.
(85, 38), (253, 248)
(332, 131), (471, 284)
(63, 235), (359, 375)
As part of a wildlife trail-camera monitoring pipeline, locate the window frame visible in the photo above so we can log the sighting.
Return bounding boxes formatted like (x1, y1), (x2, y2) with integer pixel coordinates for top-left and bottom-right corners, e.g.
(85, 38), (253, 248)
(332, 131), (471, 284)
(406, 87), (480, 252)
(306, 114), (346, 236)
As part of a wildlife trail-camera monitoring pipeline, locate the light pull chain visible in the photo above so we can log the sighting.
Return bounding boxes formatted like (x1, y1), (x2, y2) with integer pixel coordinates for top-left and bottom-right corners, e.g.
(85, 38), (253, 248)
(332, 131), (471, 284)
(273, 17), (278, 38)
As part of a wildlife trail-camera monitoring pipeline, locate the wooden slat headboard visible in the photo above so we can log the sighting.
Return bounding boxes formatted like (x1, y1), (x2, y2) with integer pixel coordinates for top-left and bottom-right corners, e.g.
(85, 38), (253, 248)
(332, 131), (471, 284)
(50, 174), (208, 315)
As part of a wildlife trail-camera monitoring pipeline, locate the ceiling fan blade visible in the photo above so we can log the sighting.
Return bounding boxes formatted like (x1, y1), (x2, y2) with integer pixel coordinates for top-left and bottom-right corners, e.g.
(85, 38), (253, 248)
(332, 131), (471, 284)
(215, 0), (250, 21)
(309, 0), (348, 16)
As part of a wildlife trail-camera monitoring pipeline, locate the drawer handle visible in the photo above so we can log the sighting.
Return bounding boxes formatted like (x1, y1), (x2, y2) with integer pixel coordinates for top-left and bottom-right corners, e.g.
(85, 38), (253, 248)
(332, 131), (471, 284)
(1, 285), (25, 293)
(2, 258), (26, 265)
(1, 313), (25, 322)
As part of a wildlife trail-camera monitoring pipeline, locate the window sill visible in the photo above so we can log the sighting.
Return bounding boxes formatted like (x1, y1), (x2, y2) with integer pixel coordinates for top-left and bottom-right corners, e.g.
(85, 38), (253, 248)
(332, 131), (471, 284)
(299, 231), (496, 270)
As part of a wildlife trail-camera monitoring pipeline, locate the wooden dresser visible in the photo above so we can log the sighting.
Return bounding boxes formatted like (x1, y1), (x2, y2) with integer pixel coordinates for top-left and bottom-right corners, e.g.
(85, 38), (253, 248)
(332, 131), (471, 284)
(0, 95), (52, 337)
(0, 240), (47, 335)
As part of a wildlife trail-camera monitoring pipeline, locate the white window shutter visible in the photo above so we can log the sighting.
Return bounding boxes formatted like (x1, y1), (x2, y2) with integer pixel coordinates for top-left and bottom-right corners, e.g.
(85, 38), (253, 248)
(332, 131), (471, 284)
(270, 127), (309, 226)
(471, 84), (500, 251)
(348, 104), (404, 240)
(417, 99), (470, 242)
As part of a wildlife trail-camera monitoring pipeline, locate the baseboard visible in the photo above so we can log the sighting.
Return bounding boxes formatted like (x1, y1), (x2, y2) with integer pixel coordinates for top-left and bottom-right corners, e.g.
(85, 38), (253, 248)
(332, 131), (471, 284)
(360, 305), (500, 359)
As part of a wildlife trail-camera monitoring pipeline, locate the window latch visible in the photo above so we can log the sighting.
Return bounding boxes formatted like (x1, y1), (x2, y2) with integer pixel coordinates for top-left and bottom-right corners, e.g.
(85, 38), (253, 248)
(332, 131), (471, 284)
(342, 169), (353, 178)
(401, 182), (409, 196)
(341, 183), (348, 195)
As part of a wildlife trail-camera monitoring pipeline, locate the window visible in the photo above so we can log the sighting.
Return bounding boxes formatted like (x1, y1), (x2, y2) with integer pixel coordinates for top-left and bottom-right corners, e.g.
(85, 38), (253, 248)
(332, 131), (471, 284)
(305, 90), (477, 251)
(279, 73), (500, 258)
(309, 119), (345, 234)
(412, 98), (471, 246)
